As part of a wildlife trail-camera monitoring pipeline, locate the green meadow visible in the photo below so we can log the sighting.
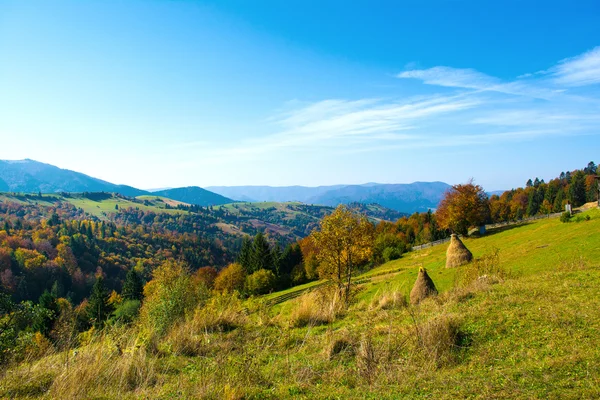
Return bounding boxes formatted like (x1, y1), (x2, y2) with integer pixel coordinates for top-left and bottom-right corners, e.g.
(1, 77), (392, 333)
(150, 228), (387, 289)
(1, 208), (598, 398)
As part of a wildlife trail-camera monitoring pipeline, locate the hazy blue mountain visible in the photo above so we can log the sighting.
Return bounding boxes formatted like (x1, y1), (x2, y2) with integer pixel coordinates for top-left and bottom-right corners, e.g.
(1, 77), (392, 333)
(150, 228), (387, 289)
(207, 182), (451, 213)
(0, 159), (147, 197)
(205, 185), (347, 203)
(153, 186), (233, 206)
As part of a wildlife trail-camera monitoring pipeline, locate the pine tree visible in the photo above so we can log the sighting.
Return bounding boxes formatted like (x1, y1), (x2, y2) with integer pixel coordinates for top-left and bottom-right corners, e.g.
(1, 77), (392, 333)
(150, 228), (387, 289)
(568, 170), (587, 207)
(33, 290), (59, 336)
(122, 268), (144, 301)
(250, 232), (272, 274)
(237, 236), (253, 273)
(87, 276), (113, 328)
(271, 244), (282, 276)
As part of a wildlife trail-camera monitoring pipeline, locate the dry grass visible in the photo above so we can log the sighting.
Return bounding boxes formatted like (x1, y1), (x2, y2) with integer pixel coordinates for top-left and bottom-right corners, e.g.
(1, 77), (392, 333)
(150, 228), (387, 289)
(370, 288), (408, 310)
(289, 286), (343, 328)
(190, 292), (248, 333)
(416, 314), (463, 368)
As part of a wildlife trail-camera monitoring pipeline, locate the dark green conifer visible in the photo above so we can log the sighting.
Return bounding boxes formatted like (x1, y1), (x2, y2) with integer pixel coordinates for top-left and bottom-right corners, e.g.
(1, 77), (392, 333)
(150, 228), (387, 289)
(122, 268), (143, 301)
(87, 276), (112, 329)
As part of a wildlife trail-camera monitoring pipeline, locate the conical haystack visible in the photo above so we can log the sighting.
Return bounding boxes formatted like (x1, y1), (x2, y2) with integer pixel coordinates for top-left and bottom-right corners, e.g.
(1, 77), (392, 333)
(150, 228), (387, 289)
(410, 267), (438, 305)
(445, 234), (473, 268)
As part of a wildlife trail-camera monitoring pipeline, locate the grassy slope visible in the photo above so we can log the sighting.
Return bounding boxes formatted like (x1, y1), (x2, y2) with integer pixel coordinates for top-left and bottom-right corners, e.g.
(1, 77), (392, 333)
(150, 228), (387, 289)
(0, 193), (188, 219)
(1, 209), (599, 399)
(274, 208), (600, 308)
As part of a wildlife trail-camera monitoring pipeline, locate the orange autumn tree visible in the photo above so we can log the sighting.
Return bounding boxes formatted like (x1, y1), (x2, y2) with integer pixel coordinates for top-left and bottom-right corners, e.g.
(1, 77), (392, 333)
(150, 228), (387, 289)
(436, 180), (490, 235)
(311, 205), (374, 304)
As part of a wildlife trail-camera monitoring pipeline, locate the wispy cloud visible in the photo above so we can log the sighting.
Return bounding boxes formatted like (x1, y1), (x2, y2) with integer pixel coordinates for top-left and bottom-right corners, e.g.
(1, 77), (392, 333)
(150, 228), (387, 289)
(177, 46), (600, 166)
(550, 46), (600, 86)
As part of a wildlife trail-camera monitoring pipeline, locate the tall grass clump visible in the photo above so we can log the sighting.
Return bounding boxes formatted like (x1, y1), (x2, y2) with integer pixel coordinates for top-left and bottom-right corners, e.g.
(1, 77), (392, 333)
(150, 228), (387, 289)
(415, 314), (464, 368)
(370, 287), (408, 310)
(289, 286), (343, 328)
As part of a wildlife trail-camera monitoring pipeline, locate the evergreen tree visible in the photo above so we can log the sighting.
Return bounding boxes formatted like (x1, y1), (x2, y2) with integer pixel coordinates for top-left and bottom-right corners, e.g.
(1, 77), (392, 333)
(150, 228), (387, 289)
(33, 290), (59, 336)
(87, 276), (113, 329)
(568, 170), (586, 207)
(237, 236), (253, 273)
(122, 268), (144, 301)
(280, 244), (303, 277)
(250, 232), (272, 274)
(271, 244), (283, 276)
(553, 188), (565, 213)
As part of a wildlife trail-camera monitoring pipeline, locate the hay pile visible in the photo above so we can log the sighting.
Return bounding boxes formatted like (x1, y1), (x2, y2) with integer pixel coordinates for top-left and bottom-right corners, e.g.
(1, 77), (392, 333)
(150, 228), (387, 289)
(446, 234), (473, 268)
(410, 267), (438, 305)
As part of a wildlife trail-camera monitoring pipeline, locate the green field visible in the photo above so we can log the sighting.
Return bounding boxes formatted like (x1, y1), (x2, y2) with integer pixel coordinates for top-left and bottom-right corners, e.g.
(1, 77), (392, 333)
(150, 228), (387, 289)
(0, 192), (188, 219)
(1, 207), (599, 398)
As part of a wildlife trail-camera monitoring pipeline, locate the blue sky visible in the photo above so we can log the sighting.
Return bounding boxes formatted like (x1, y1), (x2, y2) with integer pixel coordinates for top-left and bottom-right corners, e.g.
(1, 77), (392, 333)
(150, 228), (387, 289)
(1, 0), (599, 190)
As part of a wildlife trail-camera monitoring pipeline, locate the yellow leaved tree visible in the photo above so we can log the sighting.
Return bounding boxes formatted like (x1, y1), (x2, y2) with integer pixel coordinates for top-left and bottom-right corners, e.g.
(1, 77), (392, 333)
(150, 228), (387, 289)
(311, 205), (374, 304)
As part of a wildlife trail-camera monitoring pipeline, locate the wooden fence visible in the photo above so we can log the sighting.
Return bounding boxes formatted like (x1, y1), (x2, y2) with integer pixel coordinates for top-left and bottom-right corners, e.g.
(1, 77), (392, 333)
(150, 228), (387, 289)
(410, 211), (564, 252)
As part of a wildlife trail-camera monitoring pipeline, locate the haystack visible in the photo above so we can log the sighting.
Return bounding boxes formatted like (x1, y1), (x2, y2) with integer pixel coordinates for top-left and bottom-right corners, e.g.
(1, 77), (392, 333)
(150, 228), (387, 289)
(410, 267), (438, 305)
(445, 234), (473, 268)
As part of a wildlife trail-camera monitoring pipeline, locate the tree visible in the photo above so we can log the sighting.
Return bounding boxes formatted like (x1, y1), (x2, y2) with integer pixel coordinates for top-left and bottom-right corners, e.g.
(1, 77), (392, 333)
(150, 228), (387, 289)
(245, 269), (277, 295)
(237, 236), (253, 272)
(250, 232), (272, 274)
(87, 276), (113, 329)
(436, 180), (490, 235)
(311, 205), (374, 303)
(121, 268), (143, 301)
(569, 170), (587, 207)
(214, 263), (246, 293)
(33, 290), (59, 336)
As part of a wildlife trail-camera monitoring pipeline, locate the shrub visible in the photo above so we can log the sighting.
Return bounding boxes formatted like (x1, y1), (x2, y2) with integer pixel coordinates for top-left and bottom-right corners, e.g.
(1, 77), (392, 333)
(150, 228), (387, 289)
(245, 269), (277, 295)
(382, 246), (402, 262)
(139, 260), (196, 336)
(112, 300), (141, 324)
(214, 263), (246, 293)
(560, 211), (572, 223)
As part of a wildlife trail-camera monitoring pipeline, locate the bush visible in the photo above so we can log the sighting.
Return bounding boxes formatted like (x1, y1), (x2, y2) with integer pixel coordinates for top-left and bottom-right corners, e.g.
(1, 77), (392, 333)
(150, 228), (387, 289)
(245, 269), (277, 295)
(382, 246), (402, 262)
(560, 212), (572, 223)
(214, 263), (246, 293)
(112, 300), (141, 324)
(139, 260), (196, 336)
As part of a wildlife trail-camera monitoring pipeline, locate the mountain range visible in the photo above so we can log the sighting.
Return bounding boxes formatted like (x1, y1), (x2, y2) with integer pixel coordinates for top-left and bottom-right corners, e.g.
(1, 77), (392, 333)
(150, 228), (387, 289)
(207, 182), (451, 213)
(0, 159), (452, 213)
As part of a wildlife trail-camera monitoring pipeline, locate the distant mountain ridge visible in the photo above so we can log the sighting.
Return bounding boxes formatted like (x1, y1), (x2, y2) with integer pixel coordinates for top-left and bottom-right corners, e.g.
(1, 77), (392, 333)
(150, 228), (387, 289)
(0, 159), (233, 206)
(1, 159), (452, 213)
(0, 159), (146, 197)
(153, 187), (233, 207)
(207, 182), (451, 213)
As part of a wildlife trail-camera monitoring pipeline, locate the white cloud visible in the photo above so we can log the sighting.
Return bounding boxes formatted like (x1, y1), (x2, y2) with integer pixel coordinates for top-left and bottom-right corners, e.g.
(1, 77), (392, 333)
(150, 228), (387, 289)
(550, 46), (600, 86)
(397, 66), (556, 99)
(398, 67), (498, 90)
